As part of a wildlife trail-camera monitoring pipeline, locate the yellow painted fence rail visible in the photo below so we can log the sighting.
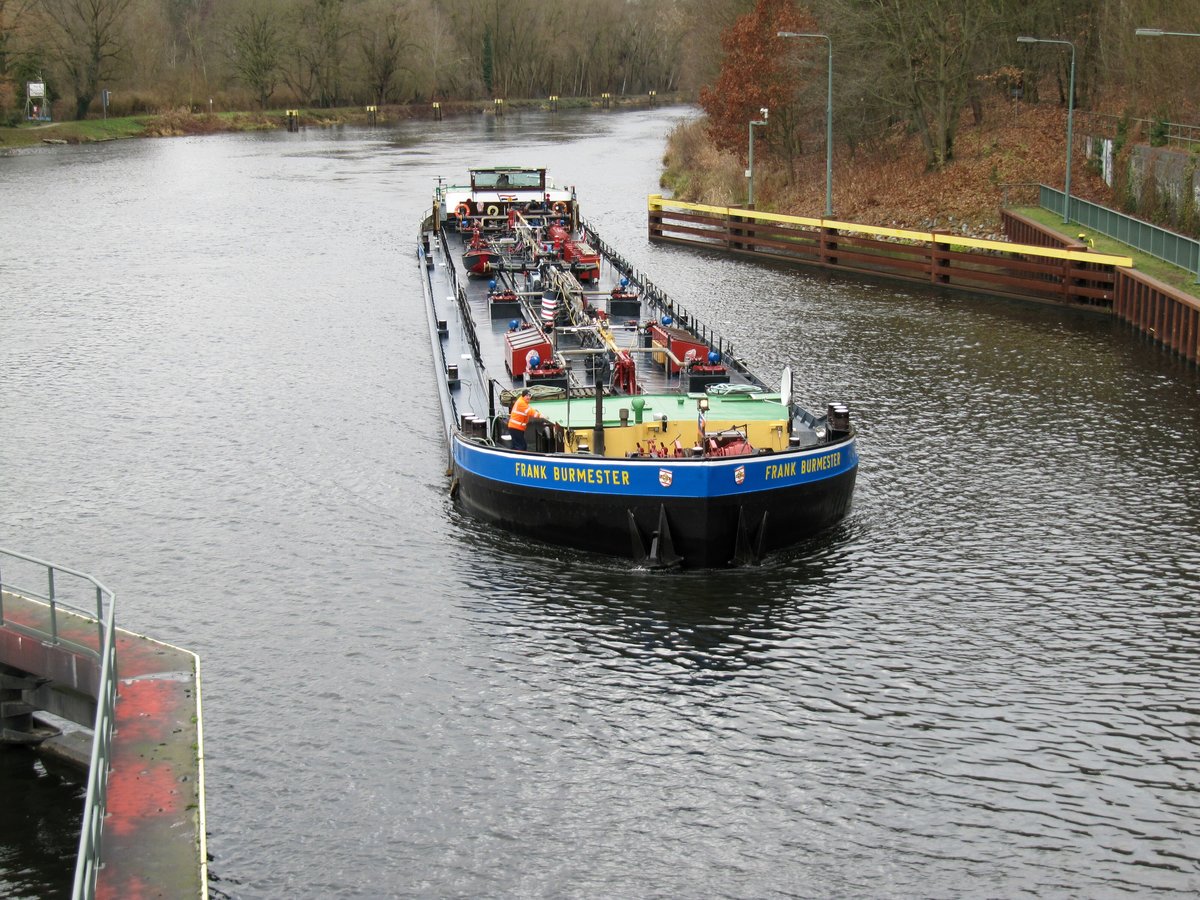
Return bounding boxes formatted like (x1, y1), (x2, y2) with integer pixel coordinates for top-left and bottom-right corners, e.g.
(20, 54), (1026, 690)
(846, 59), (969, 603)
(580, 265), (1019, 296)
(647, 195), (1132, 308)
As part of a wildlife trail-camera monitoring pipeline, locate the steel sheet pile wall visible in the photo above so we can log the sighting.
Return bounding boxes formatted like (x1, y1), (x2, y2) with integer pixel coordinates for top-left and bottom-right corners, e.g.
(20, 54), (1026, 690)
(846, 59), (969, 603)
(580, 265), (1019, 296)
(1115, 269), (1200, 365)
(1002, 209), (1199, 366)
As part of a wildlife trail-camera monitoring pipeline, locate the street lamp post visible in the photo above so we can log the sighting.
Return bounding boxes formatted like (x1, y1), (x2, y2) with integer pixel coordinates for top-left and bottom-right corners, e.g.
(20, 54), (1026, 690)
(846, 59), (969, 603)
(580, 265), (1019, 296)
(1018, 35), (1076, 225)
(1135, 28), (1200, 38)
(777, 31), (833, 217)
(747, 108), (768, 207)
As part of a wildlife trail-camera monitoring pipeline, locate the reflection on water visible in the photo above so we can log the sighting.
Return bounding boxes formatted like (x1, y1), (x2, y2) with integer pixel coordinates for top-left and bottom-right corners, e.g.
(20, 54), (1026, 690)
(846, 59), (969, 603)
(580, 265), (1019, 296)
(0, 749), (86, 898)
(2, 109), (1199, 898)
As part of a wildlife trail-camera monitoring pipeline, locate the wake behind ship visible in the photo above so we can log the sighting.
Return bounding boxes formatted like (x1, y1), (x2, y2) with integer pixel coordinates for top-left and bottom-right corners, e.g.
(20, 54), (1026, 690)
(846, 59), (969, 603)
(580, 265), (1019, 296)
(418, 166), (857, 568)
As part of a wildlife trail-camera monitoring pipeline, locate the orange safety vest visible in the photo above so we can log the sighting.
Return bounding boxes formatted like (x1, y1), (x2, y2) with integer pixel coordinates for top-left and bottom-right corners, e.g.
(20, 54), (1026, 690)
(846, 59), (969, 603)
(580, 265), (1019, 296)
(509, 395), (537, 431)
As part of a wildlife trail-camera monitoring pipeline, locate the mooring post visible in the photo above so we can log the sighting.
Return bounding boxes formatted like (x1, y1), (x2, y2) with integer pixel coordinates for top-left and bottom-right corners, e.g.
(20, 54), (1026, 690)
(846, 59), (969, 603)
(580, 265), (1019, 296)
(728, 212), (743, 252)
(285, 109), (299, 132)
(647, 195), (664, 242)
(432, 101), (441, 121)
(930, 234), (951, 285)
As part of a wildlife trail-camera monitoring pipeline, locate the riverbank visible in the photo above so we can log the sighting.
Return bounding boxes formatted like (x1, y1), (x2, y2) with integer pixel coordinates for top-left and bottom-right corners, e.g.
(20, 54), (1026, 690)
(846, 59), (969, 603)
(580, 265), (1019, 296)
(0, 94), (673, 150)
(0, 110), (277, 149)
(660, 101), (1200, 298)
(661, 101), (1118, 240)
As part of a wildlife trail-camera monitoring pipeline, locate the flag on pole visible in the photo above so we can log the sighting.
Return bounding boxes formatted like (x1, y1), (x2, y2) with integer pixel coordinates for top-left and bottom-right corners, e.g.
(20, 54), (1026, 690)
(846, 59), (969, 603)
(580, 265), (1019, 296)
(697, 408), (706, 440)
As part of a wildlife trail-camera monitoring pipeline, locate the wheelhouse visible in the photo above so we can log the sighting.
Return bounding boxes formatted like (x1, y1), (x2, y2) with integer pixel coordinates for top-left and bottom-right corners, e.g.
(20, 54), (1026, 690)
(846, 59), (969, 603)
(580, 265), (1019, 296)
(439, 167), (576, 226)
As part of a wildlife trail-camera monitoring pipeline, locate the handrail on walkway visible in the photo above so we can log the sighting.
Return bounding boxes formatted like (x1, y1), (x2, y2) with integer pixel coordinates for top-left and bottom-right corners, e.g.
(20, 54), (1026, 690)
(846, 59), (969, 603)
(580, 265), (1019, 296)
(0, 547), (118, 900)
(648, 195), (1135, 268)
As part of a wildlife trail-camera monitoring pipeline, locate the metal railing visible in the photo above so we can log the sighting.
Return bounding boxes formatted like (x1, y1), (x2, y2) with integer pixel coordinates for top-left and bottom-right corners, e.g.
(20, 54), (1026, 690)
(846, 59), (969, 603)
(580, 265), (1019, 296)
(1038, 184), (1200, 278)
(0, 547), (117, 900)
(1077, 111), (1200, 149)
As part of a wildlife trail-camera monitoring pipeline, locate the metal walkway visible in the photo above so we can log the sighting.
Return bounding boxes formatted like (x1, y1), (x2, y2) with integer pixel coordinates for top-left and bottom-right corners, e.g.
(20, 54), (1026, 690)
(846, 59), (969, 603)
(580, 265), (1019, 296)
(0, 548), (207, 899)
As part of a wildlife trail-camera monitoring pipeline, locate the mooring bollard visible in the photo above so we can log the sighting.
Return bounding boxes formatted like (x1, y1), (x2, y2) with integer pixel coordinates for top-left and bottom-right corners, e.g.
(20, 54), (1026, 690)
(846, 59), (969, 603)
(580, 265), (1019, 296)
(649, 90), (657, 107)
(550, 94), (559, 112)
(494, 98), (504, 116)
(432, 101), (442, 121)
(601, 92), (611, 109)
(366, 105), (377, 126)
(286, 109), (299, 132)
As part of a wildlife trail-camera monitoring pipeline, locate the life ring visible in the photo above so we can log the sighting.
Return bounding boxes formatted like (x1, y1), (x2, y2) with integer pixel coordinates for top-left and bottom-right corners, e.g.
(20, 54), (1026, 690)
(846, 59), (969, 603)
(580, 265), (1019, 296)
(485, 204), (501, 217)
(552, 201), (568, 215)
(454, 203), (471, 219)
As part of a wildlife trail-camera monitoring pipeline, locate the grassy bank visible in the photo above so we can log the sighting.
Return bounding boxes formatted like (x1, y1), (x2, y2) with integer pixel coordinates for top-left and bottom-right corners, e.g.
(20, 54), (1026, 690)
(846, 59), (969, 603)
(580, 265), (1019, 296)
(0, 110), (282, 148)
(0, 116), (150, 148)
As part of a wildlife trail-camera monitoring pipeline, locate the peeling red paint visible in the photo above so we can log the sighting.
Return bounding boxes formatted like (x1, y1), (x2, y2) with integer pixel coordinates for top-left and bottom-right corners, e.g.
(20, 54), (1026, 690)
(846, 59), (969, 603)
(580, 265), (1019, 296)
(97, 872), (151, 900)
(104, 760), (180, 836)
(115, 679), (183, 742)
(114, 634), (181, 678)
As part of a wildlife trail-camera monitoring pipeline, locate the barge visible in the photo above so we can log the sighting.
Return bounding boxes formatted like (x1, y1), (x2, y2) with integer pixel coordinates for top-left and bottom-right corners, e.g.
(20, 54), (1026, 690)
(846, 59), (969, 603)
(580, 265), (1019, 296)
(418, 166), (857, 567)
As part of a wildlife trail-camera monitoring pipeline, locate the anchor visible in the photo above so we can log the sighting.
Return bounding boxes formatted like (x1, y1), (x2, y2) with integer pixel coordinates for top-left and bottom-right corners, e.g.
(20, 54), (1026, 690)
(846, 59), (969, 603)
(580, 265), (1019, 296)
(732, 507), (769, 567)
(627, 506), (681, 568)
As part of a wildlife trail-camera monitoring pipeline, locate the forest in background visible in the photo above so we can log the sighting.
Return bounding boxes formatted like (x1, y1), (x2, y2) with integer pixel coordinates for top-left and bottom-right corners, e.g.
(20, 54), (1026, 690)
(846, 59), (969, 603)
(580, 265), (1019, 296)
(672, 0), (1200, 237)
(1, 0), (1197, 134)
(3, 0), (1199, 236)
(0, 0), (747, 121)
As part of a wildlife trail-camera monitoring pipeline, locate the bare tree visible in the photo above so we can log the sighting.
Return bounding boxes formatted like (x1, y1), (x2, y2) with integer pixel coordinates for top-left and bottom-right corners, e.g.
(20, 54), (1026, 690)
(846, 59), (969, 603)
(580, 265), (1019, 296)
(358, 2), (413, 105)
(227, 7), (280, 108)
(830, 0), (996, 170)
(40, 0), (133, 118)
(285, 0), (350, 107)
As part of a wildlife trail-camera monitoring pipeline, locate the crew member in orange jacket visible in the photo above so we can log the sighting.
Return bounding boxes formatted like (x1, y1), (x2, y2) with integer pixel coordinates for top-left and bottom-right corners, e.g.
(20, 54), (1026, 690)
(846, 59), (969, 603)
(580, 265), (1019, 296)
(508, 388), (539, 451)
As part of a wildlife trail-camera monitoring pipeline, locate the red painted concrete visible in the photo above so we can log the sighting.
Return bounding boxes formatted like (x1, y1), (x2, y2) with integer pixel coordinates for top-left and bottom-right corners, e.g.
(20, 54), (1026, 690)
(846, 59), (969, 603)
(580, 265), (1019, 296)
(1, 592), (205, 898)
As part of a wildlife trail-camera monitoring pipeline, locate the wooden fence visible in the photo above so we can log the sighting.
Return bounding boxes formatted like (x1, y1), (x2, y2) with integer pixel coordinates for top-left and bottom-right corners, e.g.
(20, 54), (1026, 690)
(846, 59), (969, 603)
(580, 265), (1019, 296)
(649, 197), (1131, 309)
(647, 197), (1197, 365)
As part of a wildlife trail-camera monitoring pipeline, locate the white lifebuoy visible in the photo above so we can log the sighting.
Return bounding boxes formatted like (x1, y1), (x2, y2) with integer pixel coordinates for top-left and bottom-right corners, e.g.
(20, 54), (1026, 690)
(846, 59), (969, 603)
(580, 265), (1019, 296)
(485, 204), (501, 217)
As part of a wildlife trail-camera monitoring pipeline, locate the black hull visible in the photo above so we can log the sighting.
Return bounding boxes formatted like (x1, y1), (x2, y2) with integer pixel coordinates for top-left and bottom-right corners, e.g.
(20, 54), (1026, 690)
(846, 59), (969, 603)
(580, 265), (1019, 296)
(454, 461), (857, 568)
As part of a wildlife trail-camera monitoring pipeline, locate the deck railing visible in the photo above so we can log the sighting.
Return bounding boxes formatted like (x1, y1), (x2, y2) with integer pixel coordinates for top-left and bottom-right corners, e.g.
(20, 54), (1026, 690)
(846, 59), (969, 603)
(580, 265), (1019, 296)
(583, 219), (758, 381)
(0, 547), (117, 900)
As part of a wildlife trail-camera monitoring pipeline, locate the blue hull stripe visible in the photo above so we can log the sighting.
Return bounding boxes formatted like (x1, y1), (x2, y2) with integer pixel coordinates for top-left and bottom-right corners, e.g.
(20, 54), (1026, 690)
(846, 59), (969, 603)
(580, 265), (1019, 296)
(453, 436), (858, 499)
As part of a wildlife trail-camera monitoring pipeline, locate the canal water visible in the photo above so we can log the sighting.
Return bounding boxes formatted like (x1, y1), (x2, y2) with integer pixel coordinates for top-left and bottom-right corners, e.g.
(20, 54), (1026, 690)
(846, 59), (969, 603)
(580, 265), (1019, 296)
(3, 108), (1200, 898)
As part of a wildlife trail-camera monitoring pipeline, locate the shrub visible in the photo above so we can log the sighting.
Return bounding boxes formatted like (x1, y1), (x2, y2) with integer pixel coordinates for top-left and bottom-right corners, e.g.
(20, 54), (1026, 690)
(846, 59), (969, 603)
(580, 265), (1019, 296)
(1150, 118), (1169, 148)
